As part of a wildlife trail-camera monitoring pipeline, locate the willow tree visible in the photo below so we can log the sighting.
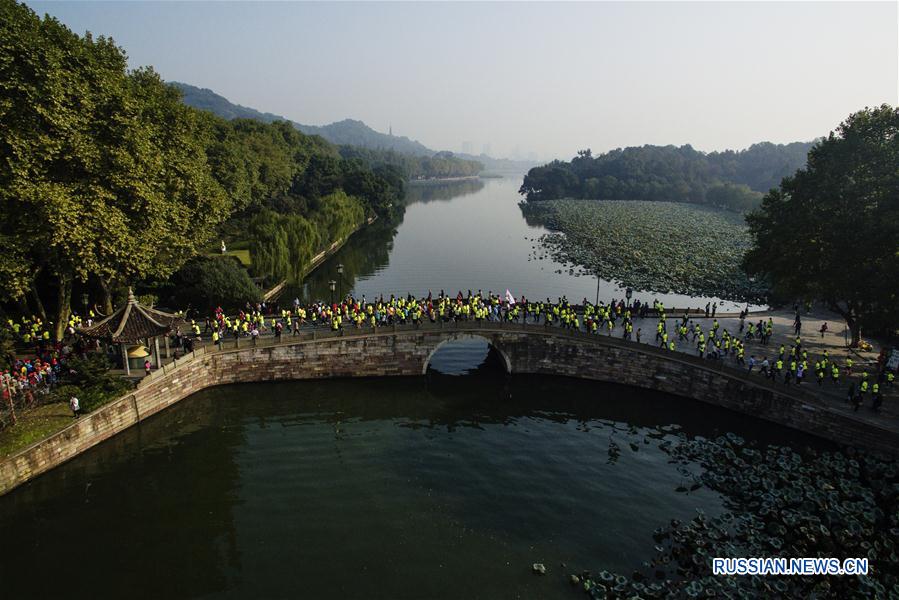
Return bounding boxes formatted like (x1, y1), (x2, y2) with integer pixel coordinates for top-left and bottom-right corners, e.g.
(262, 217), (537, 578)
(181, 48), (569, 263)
(743, 105), (899, 346)
(0, 0), (229, 337)
(313, 190), (365, 245)
(249, 209), (322, 282)
(249, 210), (291, 281)
(282, 214), (321, 280)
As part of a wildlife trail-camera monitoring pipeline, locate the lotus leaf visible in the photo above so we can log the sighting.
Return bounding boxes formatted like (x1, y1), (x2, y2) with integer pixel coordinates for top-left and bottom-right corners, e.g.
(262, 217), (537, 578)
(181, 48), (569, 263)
(521, 199), (766, 301)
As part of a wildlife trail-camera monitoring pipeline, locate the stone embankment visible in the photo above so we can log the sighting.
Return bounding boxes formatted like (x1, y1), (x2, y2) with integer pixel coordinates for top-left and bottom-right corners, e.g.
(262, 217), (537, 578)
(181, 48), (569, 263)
(1, 321), (896, 496)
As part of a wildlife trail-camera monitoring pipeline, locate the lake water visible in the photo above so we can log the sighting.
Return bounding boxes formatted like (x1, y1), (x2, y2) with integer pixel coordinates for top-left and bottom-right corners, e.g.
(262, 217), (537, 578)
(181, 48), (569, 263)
(0, 358), (814, 598)
(291, 177), (753, 311)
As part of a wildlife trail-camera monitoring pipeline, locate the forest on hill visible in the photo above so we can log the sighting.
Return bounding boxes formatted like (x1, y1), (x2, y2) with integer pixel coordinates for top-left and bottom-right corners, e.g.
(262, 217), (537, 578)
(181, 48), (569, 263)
(172, 82), (431, 156)
(169, 81), (287, 123)
(173, 82), (487, 178)
(299, 118), (432, 156)
(338, 147), (482, 180)
(519, 142), (814, 212)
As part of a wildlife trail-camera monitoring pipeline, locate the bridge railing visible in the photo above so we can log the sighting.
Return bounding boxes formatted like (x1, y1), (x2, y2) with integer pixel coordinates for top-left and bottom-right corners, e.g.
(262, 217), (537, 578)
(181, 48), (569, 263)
(425, 319), (822, 405)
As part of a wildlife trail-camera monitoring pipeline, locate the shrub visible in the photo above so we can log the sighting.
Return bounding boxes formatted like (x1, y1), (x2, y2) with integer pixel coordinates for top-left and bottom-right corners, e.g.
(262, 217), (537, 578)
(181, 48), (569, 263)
(171, 255), (261, 311)
(50, 354), (133, 412)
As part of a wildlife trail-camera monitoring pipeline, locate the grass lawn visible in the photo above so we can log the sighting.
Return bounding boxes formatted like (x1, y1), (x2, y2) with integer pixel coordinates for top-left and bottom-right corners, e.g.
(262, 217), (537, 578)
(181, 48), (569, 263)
(204, 248), (252, 266)
(225, 248), (251, 266)
(203, 236), (252, 266)
(0, 402), (74, 459)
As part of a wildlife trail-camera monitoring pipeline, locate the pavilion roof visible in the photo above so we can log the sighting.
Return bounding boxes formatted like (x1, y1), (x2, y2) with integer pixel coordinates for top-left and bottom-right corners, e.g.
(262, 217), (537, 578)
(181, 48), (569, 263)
(79, 289), (186, 343)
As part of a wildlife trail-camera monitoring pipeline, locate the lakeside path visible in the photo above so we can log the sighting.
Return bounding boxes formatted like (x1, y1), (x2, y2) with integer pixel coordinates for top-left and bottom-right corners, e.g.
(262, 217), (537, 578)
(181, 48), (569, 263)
(625, 307), (896, 427)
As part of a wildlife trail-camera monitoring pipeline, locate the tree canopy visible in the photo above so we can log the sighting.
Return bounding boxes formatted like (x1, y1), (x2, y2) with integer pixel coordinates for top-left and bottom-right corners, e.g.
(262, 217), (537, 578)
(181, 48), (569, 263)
(169, 256), (261, 312)
(200, 116), (405, 227)
(0, 0), (405, 335)
(248, 190), (365, 283)
(519, 142), (814, 211)
(743, 105), (899, 344)
(338, 146), (483, 180)
(0, 0), (230, 337)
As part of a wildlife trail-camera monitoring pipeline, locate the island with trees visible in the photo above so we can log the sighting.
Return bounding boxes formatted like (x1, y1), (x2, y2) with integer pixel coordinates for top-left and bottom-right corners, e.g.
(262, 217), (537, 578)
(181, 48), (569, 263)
(519, 141), (814, 212)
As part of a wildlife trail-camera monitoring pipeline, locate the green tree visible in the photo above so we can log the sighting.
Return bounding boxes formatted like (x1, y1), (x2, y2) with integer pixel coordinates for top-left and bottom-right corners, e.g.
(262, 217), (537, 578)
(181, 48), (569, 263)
(518, 162), (580, 201)
(171, 256), (261, 312)
(706, 183), (763, 212)
(1, 0), (405, 330)
(743, 105), (899, 345)
(313, 190), (365, 246)
(248, 210), (290, 281)
(0, 1), (230, 338)
(282, 214), (321, 280)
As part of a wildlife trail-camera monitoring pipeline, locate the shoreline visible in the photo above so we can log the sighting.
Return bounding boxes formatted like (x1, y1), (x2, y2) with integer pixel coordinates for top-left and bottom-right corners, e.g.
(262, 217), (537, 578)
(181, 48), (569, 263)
(263, 214), (378, 301)
(406, 175), (481, 185)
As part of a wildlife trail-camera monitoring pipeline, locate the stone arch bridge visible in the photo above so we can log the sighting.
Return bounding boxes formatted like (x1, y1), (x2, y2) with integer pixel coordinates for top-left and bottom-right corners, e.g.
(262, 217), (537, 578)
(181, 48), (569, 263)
(2, 321), (897, 495)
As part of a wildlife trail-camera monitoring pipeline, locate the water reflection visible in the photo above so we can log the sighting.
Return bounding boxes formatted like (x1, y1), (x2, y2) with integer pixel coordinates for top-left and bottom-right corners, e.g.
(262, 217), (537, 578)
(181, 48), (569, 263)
(404, 177), (485, 204)
(0, 376), (828, 599)
(0, 394), (245, 598)
(282, 177), (755, 310)
(425, 335), (508, 376)
(281, 178), (485, 303)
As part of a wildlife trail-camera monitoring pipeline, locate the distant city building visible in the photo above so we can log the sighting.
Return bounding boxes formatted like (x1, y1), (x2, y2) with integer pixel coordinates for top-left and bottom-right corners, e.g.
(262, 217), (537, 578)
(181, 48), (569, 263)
(481, 143), (491, 157)
(462, 140), (473, 155)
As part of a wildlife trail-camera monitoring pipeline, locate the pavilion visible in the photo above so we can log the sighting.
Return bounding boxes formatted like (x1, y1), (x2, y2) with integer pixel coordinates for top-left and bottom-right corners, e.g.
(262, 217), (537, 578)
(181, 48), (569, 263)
(79, 288), (187, 376)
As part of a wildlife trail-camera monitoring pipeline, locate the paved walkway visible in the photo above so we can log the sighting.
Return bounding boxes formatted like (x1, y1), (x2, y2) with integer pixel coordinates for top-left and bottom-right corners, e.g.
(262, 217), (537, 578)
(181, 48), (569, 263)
(627, 307), (896, 425)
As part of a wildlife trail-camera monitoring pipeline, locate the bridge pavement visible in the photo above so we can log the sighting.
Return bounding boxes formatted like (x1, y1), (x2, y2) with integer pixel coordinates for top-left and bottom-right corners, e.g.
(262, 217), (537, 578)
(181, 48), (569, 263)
(631, 308), (894, 420)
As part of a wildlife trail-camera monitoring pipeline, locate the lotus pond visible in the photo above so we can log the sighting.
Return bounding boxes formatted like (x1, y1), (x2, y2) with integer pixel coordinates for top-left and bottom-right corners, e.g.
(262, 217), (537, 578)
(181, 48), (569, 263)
(579, 435), (899, 598)
(520, 199), (767, 303)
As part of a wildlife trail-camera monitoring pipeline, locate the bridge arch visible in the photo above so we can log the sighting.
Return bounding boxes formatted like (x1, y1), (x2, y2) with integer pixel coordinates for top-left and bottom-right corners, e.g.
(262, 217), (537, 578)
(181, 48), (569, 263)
(421, 333), (511, 375)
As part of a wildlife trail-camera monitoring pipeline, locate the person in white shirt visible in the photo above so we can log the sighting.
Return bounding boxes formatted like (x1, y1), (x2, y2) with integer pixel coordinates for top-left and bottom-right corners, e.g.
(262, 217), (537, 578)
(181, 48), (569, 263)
(69, 396), (80, 418)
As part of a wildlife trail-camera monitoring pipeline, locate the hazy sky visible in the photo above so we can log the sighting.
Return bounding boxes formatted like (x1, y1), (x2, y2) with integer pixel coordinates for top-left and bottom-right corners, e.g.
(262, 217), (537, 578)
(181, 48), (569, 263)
(27, 1), (899, 161)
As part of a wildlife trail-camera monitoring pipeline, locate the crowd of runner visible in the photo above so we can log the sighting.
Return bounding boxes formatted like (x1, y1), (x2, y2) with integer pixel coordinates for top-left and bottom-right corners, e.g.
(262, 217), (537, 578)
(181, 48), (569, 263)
(1, 341), (76, 416)
(2, 291), (895, 418)
(1, 313), (98, 417)
(160, 290), (895, 413)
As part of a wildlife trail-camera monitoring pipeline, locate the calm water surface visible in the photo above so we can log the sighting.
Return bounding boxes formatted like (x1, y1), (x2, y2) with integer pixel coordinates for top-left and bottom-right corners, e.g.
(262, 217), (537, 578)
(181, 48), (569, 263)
(294, 177), (754, 311)
(0, 346), (816, 599)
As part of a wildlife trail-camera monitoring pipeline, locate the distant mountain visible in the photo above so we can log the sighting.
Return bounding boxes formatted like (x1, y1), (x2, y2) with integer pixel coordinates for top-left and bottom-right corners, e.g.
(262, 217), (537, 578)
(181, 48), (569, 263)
(170, 82), (285, 123)
(172, 82), (433, 156)
(295, 119), (433, 156)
